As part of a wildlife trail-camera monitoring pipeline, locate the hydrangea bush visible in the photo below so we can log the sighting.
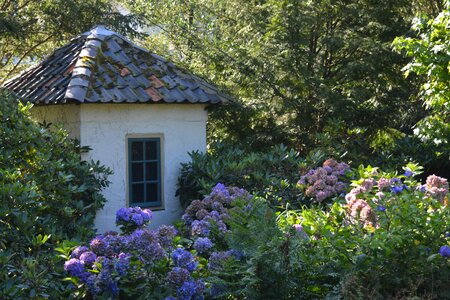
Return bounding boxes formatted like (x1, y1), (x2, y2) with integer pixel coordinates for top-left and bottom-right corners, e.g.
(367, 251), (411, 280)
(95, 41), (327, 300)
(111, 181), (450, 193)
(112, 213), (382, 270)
(62, 207), (183, 299)
(298, 158), (350, 202)
(299, 163), (450, 298)
(63, 184), (252, 299)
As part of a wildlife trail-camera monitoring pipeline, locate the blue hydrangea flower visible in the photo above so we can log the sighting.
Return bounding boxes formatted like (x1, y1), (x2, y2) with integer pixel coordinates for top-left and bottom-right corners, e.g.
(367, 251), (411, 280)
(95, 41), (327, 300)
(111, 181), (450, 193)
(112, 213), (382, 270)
(171, 248), (197, 272)
(85, 275), (101, 295)
(64, 258), (85, 277)
(108, 281), (119, 297)
(115, 253), (131, 276)
(177, 281), (197, 300)
(193, 237), (213, 254)
(191, 220), (210, 236)
(439, 245), (450, 258)
(404, 170), (413, 177)
(70, 246), (89, 259)
(208, 251), (232, 270)
(391, 185), (404, 194)
(131, 213), (144, 226)
(210, 183), (231, 202)
(116, 207), (131, 222)
(141, 209), (153, 222)
(90, 236), (109, 255)
(377, 205), (386, 212)
(80, 251), (97, 266)
(167, 267), (191, 287)
(158, 225), (177, 248)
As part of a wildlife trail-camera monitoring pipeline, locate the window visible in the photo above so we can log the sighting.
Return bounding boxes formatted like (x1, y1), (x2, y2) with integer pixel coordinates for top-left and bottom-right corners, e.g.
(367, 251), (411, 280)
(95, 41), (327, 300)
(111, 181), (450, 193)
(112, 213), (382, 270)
(128, 137), (162, 207)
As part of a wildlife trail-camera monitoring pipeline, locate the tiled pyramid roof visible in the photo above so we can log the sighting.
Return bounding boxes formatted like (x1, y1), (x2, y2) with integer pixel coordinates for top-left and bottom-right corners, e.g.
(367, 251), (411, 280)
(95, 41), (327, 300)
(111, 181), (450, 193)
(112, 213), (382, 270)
(4, 26), (229, 105)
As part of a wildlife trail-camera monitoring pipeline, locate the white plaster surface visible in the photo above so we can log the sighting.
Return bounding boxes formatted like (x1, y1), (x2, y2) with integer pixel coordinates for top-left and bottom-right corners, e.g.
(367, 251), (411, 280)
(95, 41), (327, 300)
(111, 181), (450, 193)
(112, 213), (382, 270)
(31, 104), (81, 139)
(79, 104), (208, 233)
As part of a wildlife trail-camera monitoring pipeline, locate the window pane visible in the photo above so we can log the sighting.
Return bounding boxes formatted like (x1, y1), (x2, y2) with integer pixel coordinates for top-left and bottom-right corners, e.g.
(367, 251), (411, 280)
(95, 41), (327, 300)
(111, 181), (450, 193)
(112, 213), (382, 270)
(132, 163), (144, 182)
(146, 183), (158, 202)
(131, 183), (144, 203)
(145, 162), (158, 181)
(131, 141), (143, 161)
(145, 141), (158, 160)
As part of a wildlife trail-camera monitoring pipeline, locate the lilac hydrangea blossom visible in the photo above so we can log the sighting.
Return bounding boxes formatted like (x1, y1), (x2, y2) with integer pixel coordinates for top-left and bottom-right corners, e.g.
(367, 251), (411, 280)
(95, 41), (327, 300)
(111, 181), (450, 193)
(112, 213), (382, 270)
(80, 251), (97, 266)
(191, 220), (211, 237)
(70, 246), (89, 259)
(90, 236), (109, 256)
(193, 237), (213, 254)
(426, 175), (449, 203)
(299, 159), (350, 202)
(116, 206), (153, 228)
(439, 245), (450, 258)
(115, 253), (131, 276)
(64, 206), (184, 297)
(167, 267), (191, 287)
(64, 258), (85, 277)
(172, 248), (197, 272)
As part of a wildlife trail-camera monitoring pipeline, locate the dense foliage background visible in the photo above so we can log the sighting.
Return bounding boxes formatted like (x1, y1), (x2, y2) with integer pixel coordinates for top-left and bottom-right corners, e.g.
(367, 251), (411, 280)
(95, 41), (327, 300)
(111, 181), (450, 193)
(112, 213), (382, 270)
(2, 0), (450, 299)
(119, 0), (449, 176)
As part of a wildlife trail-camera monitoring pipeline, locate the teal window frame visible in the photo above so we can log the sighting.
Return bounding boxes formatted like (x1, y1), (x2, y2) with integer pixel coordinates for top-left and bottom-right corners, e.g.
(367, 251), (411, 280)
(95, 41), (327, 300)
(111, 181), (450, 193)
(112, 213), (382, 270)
(128, 137), (162, 207)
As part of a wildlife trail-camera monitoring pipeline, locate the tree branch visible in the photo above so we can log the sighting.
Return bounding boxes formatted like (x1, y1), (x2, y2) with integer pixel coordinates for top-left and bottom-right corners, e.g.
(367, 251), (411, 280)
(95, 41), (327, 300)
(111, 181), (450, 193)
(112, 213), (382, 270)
(1, 34), (54, 85)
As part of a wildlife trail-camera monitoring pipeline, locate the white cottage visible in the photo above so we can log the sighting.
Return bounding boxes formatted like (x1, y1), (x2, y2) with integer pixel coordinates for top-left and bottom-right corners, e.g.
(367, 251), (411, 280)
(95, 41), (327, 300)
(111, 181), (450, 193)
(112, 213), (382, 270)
(4, 26), (228, 233)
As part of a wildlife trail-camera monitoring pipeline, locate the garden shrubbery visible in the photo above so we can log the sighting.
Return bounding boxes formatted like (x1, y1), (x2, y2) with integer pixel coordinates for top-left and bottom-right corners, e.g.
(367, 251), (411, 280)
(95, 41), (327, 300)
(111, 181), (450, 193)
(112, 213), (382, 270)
(0, 91), (111, 298)
(177, 143), (334, 209)
(66, 161), (450, 299)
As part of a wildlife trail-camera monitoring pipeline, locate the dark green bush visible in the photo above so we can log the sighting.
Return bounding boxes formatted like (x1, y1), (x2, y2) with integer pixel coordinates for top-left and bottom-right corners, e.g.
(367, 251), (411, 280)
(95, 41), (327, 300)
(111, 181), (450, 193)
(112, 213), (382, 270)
(177, 143), (315, 209)
(0, 91), (111, 299)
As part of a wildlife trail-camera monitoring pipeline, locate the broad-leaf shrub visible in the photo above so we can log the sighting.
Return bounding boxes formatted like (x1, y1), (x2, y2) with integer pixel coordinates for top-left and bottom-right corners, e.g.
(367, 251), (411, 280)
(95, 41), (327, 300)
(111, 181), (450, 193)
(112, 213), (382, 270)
(0, 91), (111, 298)
(177, 144), (334, 208)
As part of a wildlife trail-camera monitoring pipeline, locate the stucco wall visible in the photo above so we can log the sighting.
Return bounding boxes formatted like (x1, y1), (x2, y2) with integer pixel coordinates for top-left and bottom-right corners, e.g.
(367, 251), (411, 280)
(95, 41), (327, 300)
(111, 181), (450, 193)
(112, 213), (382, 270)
(31, 104), (81, 139)
(79, 103), (208, 233)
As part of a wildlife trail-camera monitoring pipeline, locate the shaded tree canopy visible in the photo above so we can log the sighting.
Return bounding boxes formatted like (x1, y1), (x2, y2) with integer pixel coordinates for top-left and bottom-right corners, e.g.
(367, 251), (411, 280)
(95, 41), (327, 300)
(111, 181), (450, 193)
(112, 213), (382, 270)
(119, 0), (444, 157)
(0, 0), (144, 82)
(395, 2), (450, 152)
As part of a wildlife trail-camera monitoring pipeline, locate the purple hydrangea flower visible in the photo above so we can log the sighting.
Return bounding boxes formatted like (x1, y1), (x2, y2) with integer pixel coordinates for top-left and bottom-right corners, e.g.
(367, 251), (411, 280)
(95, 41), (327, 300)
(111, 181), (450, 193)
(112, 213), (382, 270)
(127, 229), (165, 262)
(115, 253), (131, 276)
(177, 281), (197, 300)
(391, 185), (404, 194)
(208, 251), (232, 270)
(70, 246), (89, 259)
(404, 170), (413, 177)
(191, 220), (211, 236)
(193, 237), (214, 254)
(439, 245), (450, 258)
(64, 258), (85, 277)
(167, 267), (191, 287)
(293, 224), (303, 232)
(90, 236), (109, 255)
(171, 248), (197, 272)
(377, 205), (386, 212)
(85, 275), (101, 295)
(79, 251), (97, 266)
(116, 207), (131, 222)
(131, 213), (144, 226)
